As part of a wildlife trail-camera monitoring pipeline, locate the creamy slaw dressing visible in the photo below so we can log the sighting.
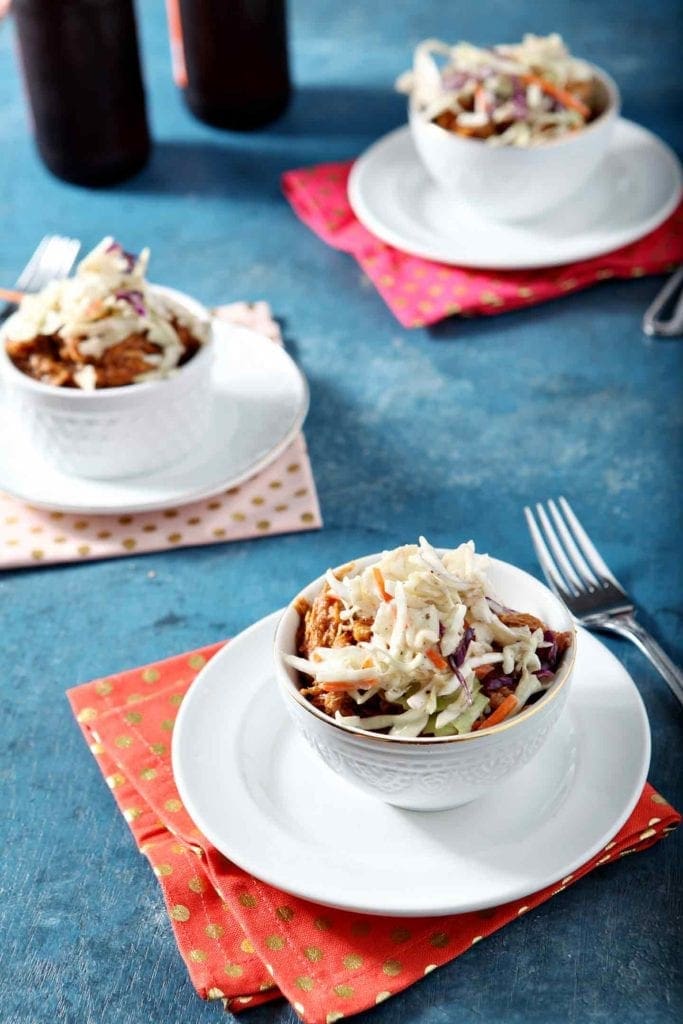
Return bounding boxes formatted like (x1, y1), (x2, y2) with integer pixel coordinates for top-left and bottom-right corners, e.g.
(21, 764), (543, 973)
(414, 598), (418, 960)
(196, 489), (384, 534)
(6, 238), (210, 389)
(397, 33), (595, 147)
(288, 539), (557, 737)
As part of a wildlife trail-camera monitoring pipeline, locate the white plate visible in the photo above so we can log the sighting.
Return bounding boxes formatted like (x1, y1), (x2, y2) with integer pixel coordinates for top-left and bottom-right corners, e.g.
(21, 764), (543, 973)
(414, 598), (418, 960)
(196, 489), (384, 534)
(0, 322), (309, 514)
(348, 118), (682, 269)
(173, 610), (651, 917)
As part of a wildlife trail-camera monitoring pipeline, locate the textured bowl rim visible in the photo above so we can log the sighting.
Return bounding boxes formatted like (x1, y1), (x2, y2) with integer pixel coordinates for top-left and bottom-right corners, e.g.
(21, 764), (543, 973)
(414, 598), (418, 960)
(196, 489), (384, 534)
(275, 551), (577, 745)
(0, 283), (213, 399)
(411, 61), (621, 151)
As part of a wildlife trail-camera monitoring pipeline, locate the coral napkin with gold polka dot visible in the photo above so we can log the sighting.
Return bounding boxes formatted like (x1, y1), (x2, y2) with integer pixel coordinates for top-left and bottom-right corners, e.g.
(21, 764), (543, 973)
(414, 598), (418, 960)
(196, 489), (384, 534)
(282, 163), (683, 328)
(0, 302), (321, 569)
(68, 642), (680, 1023)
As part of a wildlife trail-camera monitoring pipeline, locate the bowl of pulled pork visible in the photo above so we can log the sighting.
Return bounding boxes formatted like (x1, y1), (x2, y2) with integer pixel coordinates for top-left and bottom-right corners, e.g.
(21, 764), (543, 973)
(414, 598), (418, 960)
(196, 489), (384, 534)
(0, 237), (212, 479)
(397, 33), (619, 221)
(275, 538), (576, 810)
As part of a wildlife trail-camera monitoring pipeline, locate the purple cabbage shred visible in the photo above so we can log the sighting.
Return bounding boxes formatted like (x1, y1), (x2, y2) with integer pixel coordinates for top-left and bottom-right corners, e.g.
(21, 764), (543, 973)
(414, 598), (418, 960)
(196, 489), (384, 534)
(453, 665), (472, 705)
(441, 70), (470, 90)
(481, 674), (515, 695)
(451, 626), (475, 668)
(115, 289), (146, 316)
(538, 629), (559, 672)
(535, 669), (556, 683)
(106, 240), (138, 272)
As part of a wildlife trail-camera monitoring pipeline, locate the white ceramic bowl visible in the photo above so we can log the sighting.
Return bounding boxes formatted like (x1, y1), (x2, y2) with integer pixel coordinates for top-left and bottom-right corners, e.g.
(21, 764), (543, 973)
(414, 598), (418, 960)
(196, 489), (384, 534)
(409, 65), (620, 222)
(275, 551), (576, 811)
(0, 285), (213, 479)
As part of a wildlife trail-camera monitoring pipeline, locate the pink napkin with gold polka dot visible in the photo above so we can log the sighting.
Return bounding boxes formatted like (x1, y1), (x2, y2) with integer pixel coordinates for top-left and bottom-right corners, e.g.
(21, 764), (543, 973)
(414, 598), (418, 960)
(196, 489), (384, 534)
(68, 641), (680, 1023)
(0, 302), (321, 569)
(282, 163), (683, 328)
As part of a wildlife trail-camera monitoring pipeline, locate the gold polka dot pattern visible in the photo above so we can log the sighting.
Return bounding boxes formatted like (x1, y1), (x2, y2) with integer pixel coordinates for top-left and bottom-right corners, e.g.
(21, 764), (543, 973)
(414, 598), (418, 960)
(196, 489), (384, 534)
(283, 163), (683, 330)
(0, 305), (320, 570)
(67, 630), (679, 1021)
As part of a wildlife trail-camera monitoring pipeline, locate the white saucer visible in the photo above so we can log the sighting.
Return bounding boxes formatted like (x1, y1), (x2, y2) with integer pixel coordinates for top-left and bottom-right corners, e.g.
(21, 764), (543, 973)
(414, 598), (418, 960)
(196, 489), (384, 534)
(173, 610), (651, 918)
(348, 118), (682, 269)
(0, 322), (309, 514)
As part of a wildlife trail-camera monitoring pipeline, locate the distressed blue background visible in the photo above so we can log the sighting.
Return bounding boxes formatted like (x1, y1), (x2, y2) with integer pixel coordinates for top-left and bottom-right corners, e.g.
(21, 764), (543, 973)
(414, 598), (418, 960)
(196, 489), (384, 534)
(1, 1), (681, 1022)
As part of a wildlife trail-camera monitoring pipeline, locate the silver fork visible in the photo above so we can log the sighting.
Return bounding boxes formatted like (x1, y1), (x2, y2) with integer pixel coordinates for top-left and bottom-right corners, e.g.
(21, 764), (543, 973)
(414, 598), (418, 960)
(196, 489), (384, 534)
(525, 496), (683, 706)
(0, 235), (81, 325)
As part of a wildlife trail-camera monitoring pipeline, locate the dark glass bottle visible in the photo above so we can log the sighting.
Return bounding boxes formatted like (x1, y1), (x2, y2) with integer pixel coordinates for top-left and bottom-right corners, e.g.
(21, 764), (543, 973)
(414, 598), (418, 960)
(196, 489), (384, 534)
(12, 0), (151, 186)
(168, 0), (290, 130)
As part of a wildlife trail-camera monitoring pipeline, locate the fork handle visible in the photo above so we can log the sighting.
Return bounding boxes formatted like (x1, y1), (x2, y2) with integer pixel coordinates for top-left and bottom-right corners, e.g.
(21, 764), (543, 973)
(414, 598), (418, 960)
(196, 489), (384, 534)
(642, 265), (683, 338)
(600, 614), (683, 706)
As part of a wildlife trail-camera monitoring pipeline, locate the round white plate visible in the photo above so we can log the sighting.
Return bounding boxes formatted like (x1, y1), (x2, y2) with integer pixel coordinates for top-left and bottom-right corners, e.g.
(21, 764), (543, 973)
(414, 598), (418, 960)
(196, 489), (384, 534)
(348, 118), (682, 269)
(0, 322), (308, 514)
(173, 610), (651, 918)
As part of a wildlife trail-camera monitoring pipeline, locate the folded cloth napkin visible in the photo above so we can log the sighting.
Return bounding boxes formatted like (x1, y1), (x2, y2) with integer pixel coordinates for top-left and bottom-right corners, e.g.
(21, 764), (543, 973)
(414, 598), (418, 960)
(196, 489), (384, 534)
(0, 302), (321, 569)
(68, 641), (680, 1022)
(282, 162), (683, 328)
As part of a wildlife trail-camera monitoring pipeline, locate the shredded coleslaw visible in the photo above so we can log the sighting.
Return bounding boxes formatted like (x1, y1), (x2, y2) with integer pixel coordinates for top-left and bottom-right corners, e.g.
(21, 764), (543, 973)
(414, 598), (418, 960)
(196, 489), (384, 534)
(289, 538), (571, 737)
(6, 237), (209, 389)
(397, 34), (599, 147)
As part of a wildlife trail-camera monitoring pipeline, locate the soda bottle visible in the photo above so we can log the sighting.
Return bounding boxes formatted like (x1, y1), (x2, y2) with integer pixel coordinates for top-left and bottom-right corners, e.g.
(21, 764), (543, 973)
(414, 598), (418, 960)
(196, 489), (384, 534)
(167, 0), (290, 130)
(13, 0), (151, 186)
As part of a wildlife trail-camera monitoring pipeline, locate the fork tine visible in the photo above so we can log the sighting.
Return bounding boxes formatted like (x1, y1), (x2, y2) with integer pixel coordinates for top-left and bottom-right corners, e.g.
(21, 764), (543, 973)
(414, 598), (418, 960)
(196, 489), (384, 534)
(15, 236), (51, 290)
(42, 236), (72, 283)
(524, 506), (573, 602)
(558, 496), (626, 591)
(30, 236), (79, 292)
(548, 498), (601, 589)
(54, 237), (80, 280)
(535, 502), (584, 595)
(29, 235), (64, 290)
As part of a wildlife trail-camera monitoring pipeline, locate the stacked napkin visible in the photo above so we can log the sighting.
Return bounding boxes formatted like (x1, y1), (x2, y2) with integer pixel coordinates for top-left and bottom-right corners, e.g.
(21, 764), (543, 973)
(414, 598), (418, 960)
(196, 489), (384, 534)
(283, 163), (683, 328)
(68, 641), (680, 1022)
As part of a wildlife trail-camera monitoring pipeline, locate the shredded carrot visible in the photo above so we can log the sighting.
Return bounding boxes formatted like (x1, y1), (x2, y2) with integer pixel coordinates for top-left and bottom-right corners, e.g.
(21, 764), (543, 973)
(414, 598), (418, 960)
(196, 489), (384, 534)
(474, 694), (518, 731)
(473, 664), (494, 679)
(474, 85), (488, 113)
(325, 591), (344, 605)
(426, 648), (449, 671)
(319, 679), (377, 693)
(85, 298), (105, 319)
(0, 287), (24, 304)
(373, 567), (392, 602)
(520, 72), (590, 119)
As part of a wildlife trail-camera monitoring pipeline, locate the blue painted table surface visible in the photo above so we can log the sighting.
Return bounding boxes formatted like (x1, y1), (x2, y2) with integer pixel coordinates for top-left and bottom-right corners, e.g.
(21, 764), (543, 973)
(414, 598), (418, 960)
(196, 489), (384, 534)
(1, 2), (681, 1023)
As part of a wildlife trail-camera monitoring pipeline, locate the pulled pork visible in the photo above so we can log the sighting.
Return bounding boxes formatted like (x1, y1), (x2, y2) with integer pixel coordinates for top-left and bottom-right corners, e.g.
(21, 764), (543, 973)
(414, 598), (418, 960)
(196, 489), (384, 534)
(6, 316), (201, 389)
(295, 585), (391, 719)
